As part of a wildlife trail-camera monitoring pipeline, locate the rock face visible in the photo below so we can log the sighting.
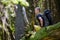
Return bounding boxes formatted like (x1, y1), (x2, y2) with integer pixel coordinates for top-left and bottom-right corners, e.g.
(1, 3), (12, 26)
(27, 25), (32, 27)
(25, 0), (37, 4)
(15, 4), (25, 40)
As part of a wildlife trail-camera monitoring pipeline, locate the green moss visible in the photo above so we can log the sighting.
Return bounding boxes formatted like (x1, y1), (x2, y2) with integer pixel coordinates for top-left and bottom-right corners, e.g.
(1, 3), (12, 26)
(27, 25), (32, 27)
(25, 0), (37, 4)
(30, 22), (60, 40)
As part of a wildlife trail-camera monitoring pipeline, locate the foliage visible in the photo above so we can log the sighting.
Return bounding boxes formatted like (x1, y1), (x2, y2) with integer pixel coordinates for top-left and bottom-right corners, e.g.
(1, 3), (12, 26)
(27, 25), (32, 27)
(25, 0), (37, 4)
(29, 22), (60, 40)
(0, 0), (60, 40)
(0, 3), (15, 40)
(0, 0), (29, 40)
(1, 0), (29, 6)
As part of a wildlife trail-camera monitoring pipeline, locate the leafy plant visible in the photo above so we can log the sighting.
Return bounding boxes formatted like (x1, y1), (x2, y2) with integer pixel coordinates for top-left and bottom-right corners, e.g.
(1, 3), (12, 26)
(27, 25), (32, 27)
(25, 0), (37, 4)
(1, 0), (29, 6)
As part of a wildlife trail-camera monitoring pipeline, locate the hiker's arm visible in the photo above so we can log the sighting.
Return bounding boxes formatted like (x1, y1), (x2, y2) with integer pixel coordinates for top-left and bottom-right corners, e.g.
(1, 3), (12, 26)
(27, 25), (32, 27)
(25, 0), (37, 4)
(39, 17), (43, 27)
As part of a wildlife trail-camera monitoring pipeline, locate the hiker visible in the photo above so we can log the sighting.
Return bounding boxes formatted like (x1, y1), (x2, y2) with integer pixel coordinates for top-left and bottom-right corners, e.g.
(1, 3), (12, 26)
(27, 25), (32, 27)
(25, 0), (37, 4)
(35, 7), (45, 27)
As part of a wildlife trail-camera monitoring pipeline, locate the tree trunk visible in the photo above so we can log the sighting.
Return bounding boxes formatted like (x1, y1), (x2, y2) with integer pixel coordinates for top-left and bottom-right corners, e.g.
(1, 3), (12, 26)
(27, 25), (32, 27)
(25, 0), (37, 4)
(15, 4), (25, 40)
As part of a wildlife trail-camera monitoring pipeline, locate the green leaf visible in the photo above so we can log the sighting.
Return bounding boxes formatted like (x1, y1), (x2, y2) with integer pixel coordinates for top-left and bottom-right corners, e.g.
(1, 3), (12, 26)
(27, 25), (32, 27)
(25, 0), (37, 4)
(11, 0), (18, 4)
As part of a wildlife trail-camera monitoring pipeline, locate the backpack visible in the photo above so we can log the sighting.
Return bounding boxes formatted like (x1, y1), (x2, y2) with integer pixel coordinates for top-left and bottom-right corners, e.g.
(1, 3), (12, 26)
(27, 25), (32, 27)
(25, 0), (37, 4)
(43, 13), (49, 27)
(44, 9), (53, 25)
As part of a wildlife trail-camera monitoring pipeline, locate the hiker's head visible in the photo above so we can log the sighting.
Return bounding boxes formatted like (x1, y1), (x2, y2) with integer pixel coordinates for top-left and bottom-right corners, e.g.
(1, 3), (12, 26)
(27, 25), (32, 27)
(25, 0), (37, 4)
(35, 7), (40, 14)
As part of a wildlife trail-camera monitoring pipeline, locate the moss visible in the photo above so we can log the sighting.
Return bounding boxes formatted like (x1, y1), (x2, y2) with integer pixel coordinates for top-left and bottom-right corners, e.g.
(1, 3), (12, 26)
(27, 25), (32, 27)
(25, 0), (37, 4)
(30, 22), (60, 40)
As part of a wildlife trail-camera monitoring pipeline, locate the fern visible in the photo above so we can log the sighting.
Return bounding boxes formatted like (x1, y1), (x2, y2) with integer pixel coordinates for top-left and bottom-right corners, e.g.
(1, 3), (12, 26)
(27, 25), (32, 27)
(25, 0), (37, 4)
(30, 22), (60, 40)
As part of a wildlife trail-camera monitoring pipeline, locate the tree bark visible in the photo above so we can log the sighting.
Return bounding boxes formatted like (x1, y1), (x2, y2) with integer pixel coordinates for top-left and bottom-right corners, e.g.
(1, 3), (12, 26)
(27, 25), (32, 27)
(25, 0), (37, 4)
(15, 4), (25, 40)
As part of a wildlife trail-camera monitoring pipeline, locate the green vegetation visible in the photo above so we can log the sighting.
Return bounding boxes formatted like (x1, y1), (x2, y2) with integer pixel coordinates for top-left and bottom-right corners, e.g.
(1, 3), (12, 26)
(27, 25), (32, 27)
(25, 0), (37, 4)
(1, 0), (29, 6)
(20, 22), (60, 40)
(0, 0), (60, 40)
(30, 22), (60, 40)
(0, 0), (29, 40)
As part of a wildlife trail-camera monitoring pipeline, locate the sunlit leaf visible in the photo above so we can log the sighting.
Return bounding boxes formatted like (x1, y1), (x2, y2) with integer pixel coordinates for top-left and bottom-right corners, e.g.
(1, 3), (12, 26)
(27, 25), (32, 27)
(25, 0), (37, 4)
(11, 0), (18, 4)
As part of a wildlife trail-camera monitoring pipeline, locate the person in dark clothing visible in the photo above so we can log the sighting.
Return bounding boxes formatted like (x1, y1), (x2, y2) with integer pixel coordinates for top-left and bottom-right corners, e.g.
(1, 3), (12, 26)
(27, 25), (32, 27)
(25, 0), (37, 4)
(36, 14), (45, 27)
(44, 9), (53, 25)
(35, 7), (45, 27)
